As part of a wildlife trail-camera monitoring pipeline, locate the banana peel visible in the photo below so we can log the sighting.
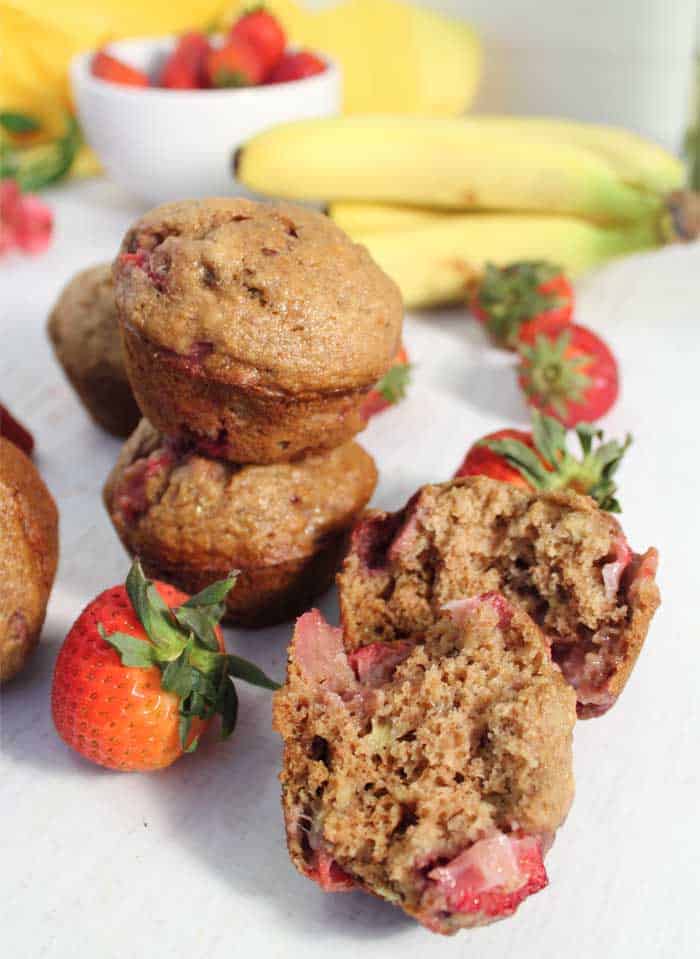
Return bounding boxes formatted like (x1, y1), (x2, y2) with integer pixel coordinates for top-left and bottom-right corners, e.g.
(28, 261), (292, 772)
(220, 0), (481, 116)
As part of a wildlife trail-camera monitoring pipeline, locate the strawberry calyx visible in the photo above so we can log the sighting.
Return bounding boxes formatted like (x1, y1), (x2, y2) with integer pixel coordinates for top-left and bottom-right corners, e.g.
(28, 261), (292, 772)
(99, 560), (279, 748)
(518, 327), (591, 419)
(483, 411), (631, 512)
(474, 261), (565, 346)
(376, 361), (411, 405)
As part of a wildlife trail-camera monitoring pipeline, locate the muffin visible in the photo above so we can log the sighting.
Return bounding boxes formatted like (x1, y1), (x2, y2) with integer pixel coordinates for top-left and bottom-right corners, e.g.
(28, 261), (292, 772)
(273, 593), (576, 934)
(0, 438), (59, 682)
(338, 476), (660, 718)
(112, 198), (403, 463)
(103, 419), (378, 627)
(48, 263), (140, 437)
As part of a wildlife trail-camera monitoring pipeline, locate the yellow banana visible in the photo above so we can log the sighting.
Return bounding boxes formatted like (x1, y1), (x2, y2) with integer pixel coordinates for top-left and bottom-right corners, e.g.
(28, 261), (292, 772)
(329, 202), (456, 233)
(470, 116), (684, 194)
(237, 116), (665, 224)
(350, 215), (659, 308)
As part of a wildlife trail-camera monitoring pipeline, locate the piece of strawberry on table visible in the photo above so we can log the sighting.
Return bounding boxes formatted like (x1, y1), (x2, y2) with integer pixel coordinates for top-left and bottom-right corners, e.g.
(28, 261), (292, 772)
(159, 32), (210, 89)
(206, 36), (266, 87)
(470, 260), (573, 349)
(359, 346), (411, 421)
(267, 50), (326, 83)
(0, 402), (34, 456)
(229, 8), (286, 77)
(91, 50), (150, 87)
(455, 411), (631, 512)
(51, 560), (278, 772)
(517, 320), (619, 426)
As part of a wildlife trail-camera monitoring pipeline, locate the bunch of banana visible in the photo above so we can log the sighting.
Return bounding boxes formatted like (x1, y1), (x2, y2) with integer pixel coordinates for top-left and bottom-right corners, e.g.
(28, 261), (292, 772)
(236, 115), (688, 308)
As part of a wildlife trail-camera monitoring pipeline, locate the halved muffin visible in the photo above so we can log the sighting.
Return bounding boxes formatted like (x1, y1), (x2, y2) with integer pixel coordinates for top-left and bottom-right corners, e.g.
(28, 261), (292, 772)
(273, 593), (576, 934)
(338, 476), (660, 717)
(103, 419), (377, 627)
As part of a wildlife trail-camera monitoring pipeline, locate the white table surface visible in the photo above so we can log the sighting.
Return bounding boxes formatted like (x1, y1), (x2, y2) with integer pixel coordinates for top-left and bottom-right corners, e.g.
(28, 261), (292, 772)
(1, 179), (698, 959)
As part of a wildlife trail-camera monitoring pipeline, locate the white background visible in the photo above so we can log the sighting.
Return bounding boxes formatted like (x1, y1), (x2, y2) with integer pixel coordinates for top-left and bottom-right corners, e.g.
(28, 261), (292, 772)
(1, 179), (699, 958)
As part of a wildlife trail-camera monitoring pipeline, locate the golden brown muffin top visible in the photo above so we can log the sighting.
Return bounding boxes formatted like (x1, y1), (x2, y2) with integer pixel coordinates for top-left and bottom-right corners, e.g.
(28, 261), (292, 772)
(113, 198), (403, 393)
(48, 263), (124, 377)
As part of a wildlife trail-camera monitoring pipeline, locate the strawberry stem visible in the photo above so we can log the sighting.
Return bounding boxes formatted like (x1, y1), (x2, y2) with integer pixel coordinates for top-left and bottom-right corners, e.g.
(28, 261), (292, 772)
(376, 362), (411, 405)
(475, 261), (564, 346)
(518, 328), (591, 417)
(483, 411), (631, 512)
(102, 560), (280, 747)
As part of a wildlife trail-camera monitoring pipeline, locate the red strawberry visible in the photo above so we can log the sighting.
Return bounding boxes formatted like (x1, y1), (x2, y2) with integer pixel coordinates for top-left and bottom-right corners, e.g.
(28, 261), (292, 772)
(206, 36), (266, 87)
(426, 833), (547, 922)
(455, 428), (541, 489)
(91, 50), (150, 87)
(359, 346), (411, 421)
(0, 402), (34, 456)
(347, 641), (413, 687)
(455, 411), (630, 512)
(229, 8), (286, 76)
(267, 50), (326, 84)
(304, 848), (355, 892)
(471, 261), (573, 349)
(517, 321), (619, 426)
(159, 32), (210, 89)
(51, 561), (278, 771)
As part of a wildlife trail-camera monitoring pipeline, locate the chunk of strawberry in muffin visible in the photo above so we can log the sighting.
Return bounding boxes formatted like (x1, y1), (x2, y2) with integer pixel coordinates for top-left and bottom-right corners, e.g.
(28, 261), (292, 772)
(422, 832), (547, 929)
(274, 596), (575, 934)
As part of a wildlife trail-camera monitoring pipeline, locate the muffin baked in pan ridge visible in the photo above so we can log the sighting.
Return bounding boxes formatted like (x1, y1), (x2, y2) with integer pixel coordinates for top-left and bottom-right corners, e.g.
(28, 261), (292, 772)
(103, 419), (378, 628)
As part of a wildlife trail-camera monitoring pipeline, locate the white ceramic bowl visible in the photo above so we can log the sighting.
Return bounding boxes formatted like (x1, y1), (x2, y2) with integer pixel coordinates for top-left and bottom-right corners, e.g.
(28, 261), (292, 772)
(71, 36), (341, 207)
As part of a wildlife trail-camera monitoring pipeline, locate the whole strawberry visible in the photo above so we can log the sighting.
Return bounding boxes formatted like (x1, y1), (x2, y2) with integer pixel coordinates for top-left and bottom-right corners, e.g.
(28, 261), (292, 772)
(456, 411), (631, 512)
(517, 321), (619, 426)
(229, 8), (286, 77)
(52, 561), (278, 771)
(454, 427), (543, 489)
(471, 260), (573, 349)
(359, 345), (411, 421)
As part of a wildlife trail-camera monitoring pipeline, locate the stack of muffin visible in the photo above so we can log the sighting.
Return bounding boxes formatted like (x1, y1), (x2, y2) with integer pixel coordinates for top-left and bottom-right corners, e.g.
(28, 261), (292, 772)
(100, 198), (403, 627)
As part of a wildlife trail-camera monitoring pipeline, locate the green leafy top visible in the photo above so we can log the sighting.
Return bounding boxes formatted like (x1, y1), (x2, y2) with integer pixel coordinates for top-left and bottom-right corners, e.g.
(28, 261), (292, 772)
(518, 327), (591, 418)
(482, 411), (631, 512)
(474, 260), (565, 347)
(376, 362), (411, 405)
(0, 111), (40, 135)
(0, 114), (81, 191)
(100, 560), (279, 749)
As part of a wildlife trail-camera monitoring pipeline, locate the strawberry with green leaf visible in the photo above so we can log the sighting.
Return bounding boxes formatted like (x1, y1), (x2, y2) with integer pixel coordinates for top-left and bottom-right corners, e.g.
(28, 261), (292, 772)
(51, 561), (278, 771)
(456, 411), (631, 512)
(470, 260), (573, 349)
(517, 321), (619, 427)
(360, 346), (411, 422)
